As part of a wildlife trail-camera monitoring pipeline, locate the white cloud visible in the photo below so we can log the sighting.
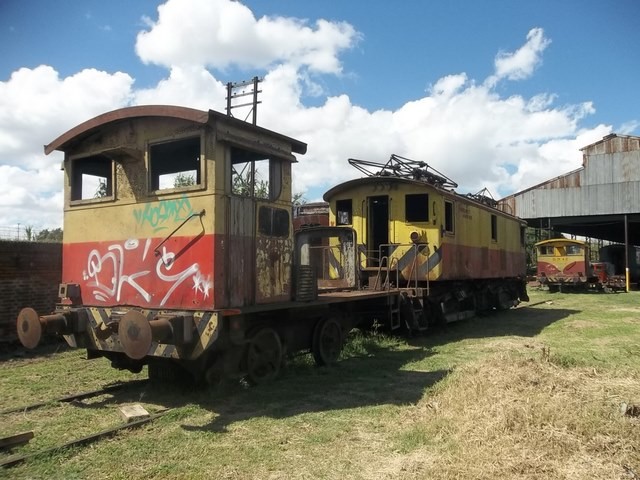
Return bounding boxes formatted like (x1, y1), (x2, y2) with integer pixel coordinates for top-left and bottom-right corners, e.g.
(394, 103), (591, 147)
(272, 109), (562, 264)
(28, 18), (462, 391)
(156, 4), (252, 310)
(619, 120), (640, 135)
(257, 62), (600, 200)
(0, 163), (64, 229)
(0, 65), (133, 229)
(135, 0), (359, 74)
(133, 65), (227, 110)
(487, 27), (551, 86)
(0, 65), (133, 164)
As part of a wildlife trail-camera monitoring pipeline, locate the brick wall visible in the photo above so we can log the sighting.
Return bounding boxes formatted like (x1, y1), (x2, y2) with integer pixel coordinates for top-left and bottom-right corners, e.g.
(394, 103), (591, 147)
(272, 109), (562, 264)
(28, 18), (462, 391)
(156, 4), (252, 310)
(0, 241), (62, 341)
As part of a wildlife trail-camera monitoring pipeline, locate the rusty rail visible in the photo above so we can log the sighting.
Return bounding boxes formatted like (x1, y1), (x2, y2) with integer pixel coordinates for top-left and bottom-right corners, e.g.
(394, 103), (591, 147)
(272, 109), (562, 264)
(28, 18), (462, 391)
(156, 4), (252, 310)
(0, 379), (148, 416)
(1, 409), (171, 468)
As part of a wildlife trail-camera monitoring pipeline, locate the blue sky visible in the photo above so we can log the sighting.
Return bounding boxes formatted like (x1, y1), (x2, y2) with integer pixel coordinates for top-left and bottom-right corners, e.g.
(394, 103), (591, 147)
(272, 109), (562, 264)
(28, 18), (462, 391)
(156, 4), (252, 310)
(0, 0), (638, 229)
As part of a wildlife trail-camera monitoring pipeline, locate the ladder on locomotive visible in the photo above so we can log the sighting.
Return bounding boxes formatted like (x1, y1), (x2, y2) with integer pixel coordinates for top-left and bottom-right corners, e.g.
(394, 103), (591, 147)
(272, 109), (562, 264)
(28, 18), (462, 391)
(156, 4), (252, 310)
(373, 246), (430, 332)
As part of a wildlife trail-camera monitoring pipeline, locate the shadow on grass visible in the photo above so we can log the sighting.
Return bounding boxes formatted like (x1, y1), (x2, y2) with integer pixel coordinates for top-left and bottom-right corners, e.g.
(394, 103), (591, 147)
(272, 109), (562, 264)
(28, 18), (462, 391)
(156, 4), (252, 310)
(0, 339), (70, 364)
(88, 300), (578, 430)
(176, 337), (448, 433)
(49, 297), (580, 431)
(416, 300), (581, 350)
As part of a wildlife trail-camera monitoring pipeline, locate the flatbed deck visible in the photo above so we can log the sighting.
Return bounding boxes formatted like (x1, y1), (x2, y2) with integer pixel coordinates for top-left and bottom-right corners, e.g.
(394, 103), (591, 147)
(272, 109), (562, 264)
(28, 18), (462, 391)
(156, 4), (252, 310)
(223, 289), (396, 316)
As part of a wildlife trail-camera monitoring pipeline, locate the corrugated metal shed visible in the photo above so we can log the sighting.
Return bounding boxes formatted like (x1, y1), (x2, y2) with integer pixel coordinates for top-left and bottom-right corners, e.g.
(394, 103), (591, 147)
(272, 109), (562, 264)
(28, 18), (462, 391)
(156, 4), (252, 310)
(499, 134), (640, 244)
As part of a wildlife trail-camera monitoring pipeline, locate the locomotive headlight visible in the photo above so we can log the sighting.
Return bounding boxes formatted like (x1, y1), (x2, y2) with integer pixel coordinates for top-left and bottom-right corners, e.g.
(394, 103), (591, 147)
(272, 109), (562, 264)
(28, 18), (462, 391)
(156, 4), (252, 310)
(410, 231), (420, 244)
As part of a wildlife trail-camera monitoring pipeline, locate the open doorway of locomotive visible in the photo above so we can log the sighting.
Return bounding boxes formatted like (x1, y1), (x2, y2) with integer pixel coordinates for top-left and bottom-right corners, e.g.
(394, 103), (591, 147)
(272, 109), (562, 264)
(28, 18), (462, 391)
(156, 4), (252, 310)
(367, 196), (390, 267)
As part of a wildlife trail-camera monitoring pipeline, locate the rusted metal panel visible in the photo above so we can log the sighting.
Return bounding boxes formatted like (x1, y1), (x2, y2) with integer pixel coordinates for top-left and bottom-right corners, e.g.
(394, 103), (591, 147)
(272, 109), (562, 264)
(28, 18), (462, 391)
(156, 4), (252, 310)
(537, 169), (582, 190)
(514, 182), (640, 218)
(255, 235), (292, 304)
(580, 134), (640, 156)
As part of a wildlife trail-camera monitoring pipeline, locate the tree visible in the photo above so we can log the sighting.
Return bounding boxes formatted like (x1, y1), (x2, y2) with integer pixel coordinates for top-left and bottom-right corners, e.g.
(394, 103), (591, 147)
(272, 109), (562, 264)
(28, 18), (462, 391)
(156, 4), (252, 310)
(95, 179), (108, 198)
(232, 166), (269, 198)
(174, 172), (196, 187)
(292, 192), (307, 206)
(24, 225), (34, 241)
(36, 228), (63, 243)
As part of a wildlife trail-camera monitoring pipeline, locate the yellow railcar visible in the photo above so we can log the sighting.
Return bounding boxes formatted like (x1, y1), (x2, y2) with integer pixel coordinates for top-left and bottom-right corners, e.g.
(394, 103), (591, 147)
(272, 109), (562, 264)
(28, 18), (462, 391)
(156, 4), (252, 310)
(323, 155), (528, 325)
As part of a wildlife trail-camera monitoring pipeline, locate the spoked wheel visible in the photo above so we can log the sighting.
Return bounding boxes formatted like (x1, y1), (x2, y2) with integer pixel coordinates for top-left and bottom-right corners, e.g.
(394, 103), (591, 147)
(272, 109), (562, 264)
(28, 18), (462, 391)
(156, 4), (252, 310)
(312, 317), (343, 366)
(245, 328), (282, 385)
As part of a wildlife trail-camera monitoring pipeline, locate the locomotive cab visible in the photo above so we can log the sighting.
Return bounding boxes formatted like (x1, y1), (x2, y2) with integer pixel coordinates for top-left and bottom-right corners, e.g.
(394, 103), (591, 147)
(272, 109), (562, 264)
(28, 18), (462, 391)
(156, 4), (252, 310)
(17, 106), (307, 378)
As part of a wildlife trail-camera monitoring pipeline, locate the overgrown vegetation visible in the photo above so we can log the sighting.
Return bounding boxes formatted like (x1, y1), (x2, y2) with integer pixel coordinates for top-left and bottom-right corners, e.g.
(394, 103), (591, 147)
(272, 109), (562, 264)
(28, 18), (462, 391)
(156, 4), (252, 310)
(1, 289), (639, 479)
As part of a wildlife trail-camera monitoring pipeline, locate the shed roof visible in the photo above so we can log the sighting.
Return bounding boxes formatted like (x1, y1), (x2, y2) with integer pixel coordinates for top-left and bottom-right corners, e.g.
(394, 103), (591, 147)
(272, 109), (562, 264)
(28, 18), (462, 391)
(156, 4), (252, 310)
(499, 133), (640, 245)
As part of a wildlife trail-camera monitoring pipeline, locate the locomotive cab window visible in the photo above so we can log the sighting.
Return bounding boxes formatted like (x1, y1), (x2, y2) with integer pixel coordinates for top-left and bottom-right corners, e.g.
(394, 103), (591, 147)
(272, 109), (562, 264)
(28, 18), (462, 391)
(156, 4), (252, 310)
(490, 214), (497, 241)
(336, 199), (352, 225)
(230, 146), (282, 200)
(70, 154), (113, 202)
(566, 245), (583, 255)
(538, 246), (553, 256)
(405, 194), (429, 222)
(258, 206), (289, 237)
(149, 136), (201, 191)
(444, 200), (454, 234)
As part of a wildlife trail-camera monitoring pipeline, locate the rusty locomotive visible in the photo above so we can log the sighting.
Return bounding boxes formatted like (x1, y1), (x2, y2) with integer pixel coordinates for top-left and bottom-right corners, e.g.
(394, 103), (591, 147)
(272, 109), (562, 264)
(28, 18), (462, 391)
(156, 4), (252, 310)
(17, 106), (528, 384)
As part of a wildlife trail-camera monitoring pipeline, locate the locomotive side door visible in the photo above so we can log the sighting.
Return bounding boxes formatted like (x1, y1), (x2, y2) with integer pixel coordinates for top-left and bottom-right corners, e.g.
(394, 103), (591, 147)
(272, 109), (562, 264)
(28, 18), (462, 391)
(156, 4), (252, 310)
(367, 195), (389, 266)
(255, 201), (292, 304)
(227, 194), (256, 307)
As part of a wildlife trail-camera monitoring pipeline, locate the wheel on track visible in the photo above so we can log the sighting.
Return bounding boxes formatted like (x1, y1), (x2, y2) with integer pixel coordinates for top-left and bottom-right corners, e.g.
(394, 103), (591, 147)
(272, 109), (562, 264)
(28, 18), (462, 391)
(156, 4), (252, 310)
(312, 317), (343, 366)
(244, 327), (282, 385)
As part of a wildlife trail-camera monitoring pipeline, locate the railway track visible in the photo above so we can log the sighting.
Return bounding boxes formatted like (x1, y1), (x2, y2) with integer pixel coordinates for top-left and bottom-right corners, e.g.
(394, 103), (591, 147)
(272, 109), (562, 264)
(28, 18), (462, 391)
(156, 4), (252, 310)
(1, 409), (171, 468)
(0, 378), (149, 415)
(0, 378), (170, 469)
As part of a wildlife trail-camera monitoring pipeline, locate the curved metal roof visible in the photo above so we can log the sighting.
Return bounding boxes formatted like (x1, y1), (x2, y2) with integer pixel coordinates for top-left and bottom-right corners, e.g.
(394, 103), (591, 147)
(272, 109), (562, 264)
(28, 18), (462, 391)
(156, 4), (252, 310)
(534, 238), (587, 247)
(45, 105), (210, 155)
(44, 105), (307, 156)
(324, 175), (524, 221)
(323, 176), (426, 201)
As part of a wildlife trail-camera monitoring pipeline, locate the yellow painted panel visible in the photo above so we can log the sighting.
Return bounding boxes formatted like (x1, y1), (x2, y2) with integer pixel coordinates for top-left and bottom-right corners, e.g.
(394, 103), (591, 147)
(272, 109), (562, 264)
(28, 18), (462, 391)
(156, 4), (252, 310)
(63, 192), (216, 243)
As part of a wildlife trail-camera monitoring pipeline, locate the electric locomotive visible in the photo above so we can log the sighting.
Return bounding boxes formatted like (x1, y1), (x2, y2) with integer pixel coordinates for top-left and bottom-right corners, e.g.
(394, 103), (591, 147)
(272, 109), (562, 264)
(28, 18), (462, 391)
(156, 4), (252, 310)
(323, 155), (529, 329)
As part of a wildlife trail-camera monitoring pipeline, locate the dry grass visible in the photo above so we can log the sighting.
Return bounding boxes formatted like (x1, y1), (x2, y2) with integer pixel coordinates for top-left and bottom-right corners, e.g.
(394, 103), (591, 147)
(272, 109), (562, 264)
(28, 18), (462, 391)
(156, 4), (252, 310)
(1, 289), (640, 479)
(383, 348), (640, 479)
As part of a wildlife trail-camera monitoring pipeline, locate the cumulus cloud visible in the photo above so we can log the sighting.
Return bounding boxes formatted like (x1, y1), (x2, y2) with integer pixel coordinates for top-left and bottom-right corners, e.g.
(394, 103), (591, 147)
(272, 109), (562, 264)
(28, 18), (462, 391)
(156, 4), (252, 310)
(487, 27), (551, 86)
(0, 65), (133, 229)
(133, 65), (227, 110)
(0, 3), (624, 231)
(254, 57), (599, 199)
(0, 66), (133, 163)
(135, 0), (359, 74)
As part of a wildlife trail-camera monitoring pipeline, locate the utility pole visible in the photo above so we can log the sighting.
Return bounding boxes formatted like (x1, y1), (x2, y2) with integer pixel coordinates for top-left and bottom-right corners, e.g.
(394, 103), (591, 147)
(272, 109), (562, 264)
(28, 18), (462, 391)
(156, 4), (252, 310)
(225, 76), (262, 125)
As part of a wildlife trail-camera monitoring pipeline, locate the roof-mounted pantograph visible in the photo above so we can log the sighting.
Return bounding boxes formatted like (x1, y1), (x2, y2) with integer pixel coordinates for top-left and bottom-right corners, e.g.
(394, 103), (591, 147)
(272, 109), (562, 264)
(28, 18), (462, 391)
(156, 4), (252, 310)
(348, 154), (458, 189)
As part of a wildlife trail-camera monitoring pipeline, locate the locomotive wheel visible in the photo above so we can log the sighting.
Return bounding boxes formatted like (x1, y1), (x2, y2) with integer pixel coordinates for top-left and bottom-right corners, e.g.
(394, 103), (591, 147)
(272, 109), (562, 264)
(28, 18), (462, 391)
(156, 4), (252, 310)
(496, 290), (513, 310)
(245, 328), (282, 385)
(312, 317), (343, 366)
